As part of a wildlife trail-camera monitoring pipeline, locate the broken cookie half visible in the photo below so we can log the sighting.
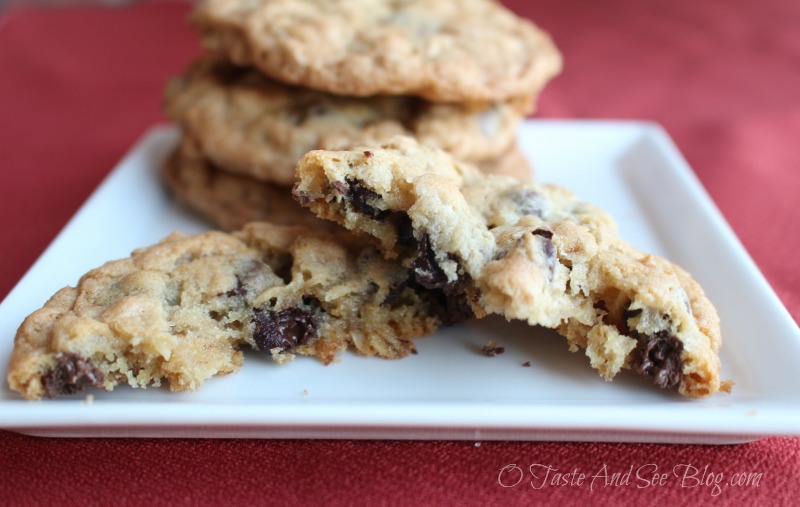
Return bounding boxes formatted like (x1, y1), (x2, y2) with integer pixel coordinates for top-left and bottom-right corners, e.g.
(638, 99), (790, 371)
(8, 223), (461, 400)
(294, 136), (727, 398)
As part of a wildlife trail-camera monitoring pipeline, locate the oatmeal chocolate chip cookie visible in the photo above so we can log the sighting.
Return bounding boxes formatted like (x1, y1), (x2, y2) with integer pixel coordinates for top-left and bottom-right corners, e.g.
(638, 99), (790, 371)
(164, 136), (530, 233)
(8, 222), (465, 400)
(293, 137), (725, 398)
(190, 0), (562, 103)
(163, 136), (333, 231)
(164, 59), (528, 185)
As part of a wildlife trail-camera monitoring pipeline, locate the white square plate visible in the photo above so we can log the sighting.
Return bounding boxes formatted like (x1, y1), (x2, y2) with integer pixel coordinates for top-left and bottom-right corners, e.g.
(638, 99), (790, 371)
(2, 121), (799, 443)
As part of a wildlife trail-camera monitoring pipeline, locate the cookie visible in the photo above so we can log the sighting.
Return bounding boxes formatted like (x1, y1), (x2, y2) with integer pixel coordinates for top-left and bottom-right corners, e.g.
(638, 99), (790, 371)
(165, 58), (528, 185)
(477, 143), (534, 182)
(163, 136), (332, 231)
(164, 136), (531, 232)
(293, 137), (725, 398)
(8, 222), (470, 400)
(190, 0), (562, 103)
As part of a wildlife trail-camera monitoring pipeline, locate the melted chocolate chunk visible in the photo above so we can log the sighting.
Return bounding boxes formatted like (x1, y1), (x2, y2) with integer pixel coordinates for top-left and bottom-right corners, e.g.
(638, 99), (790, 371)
(251, 307), (318, 352)
(426, 290), (474, 326)
(386, 271), (473, 325)
(42, 353), (104, 398)
(630, 330), (684, 390)
(391, 212), (416, 248)
(411, 234), (452, 290)
(344, 178), (389, 219)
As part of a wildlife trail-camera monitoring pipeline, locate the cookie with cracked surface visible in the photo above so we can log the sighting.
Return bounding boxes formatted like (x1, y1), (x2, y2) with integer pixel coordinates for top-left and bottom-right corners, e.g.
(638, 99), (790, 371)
(164, 58), (529, 185)
(8, 222), (464, 400)
(293, 137), (727, 398)
(163, 136), (333, 231)
(190, 0), (561, 103)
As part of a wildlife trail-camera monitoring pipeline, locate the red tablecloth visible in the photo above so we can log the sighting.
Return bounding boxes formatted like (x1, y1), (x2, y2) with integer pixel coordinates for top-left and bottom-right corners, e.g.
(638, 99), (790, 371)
(1, 1), (799, 504)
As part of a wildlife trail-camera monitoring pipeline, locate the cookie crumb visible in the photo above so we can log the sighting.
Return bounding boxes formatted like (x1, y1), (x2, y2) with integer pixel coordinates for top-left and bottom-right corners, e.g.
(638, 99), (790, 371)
(521, 361), (531, 367)
(270, 348), (296, 365)
(85, 394), (94, 405)
(481, 340), (505, 357)
(721, 379), (735, 393)
(303, 389), (309, 396)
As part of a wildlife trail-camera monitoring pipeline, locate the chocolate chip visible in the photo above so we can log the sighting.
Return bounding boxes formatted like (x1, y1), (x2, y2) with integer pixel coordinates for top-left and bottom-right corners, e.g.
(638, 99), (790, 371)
(226, 261), (269, 298)
(531, 228), (553, 239)
(42, 353), (104, 398)
(363, 150), (373, 158)
(624, 308), (643, 319)
(251, 307), (318, 352)
(629, 331), (684, 390)
(292, 188), (312, 206)
(344, 178), (389, 219)
(481, 340), (505, 357)
(366, 281), (379, 295)
(383, 271), (473, 325)
(382, 281), (408, 307)
(385, 269), (473, 325)
(505, 188), (544, 217)
(621, 307), (643, 335)
(522, 361), (532, 367)
(391, 212), (416, 247)
(411, 233), (451, 290)
(426, 290), (474, 326)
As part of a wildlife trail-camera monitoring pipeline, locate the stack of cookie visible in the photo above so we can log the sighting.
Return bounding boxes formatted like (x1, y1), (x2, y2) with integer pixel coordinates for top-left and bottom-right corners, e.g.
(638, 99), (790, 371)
(163, 0), (562, 231)
(5, 1), (731, 402)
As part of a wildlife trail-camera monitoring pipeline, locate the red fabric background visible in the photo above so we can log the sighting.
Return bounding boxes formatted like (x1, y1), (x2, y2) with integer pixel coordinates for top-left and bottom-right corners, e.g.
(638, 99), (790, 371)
(1, 1), (799, 504)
